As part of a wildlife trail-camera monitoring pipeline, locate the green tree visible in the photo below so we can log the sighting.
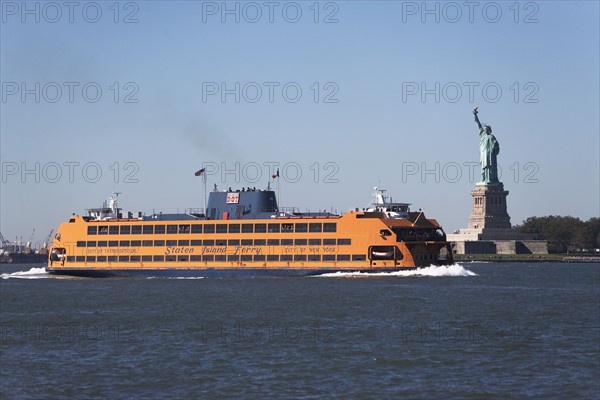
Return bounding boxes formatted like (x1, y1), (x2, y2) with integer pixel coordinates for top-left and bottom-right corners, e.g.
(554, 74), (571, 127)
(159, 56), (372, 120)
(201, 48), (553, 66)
(583, 217), (600, 250)
(516, 216), (588, 253)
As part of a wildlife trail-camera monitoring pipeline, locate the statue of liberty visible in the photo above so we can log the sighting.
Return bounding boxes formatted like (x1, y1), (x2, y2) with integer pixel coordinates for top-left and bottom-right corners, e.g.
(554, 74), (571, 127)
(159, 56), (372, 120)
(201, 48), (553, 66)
(473, 107), (500, 184)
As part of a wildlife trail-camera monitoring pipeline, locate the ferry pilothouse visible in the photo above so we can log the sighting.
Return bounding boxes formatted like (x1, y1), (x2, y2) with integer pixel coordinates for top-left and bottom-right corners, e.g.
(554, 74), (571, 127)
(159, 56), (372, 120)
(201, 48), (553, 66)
(47, 185), (454, 277)
(367, 187), (411, 219)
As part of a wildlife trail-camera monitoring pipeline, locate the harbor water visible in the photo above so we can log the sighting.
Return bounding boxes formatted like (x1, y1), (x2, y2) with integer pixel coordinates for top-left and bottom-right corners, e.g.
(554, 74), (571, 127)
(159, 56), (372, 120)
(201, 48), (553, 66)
(1, 262), (598, 399)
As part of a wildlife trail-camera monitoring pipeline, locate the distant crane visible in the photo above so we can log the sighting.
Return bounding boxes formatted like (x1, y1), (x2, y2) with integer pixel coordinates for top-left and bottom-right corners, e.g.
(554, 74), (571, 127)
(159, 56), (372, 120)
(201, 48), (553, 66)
(0, 232), (8, 247)
(0, 232), (10, 253)
(44, 229), (54, 249)
(25, 228), (35, 254)
(40, 229), (54, 254)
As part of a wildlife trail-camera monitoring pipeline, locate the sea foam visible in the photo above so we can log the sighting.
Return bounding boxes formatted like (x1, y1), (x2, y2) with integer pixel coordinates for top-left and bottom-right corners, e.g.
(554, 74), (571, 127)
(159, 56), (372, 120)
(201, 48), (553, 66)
(317, 264), (477, 278)
(1, 267), (52, 280)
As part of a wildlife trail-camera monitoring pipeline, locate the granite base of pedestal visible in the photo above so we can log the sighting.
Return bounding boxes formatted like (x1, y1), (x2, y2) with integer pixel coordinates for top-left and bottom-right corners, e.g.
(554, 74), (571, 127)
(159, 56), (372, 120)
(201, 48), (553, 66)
(448, 238), (549, 255)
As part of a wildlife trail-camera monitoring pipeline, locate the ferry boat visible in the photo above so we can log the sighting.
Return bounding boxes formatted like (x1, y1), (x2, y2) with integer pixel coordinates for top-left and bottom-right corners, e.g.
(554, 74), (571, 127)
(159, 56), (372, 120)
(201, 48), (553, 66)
(46, 186), (453, 277)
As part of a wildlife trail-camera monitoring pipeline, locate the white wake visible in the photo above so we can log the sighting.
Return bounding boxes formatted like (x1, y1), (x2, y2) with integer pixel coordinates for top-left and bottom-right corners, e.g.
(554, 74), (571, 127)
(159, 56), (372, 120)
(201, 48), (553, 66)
(1, 267), (52, 280)
(146, 276), (205, 280)
(317, 264), (477, 278)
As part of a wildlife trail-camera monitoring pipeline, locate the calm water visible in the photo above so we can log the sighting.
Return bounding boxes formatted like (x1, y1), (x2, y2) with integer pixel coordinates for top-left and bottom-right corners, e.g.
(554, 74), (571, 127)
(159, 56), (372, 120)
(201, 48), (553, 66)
(1, 263), (598, 399)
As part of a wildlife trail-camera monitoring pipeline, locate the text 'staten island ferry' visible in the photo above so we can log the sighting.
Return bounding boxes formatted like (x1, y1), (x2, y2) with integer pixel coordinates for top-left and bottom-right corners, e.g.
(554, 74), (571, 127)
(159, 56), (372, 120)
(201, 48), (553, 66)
(47, 184), (454, 277)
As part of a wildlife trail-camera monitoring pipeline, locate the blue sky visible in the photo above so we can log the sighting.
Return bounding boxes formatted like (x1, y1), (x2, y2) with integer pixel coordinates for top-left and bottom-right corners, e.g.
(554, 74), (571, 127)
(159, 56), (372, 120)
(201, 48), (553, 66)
(1, 0), (599, 247)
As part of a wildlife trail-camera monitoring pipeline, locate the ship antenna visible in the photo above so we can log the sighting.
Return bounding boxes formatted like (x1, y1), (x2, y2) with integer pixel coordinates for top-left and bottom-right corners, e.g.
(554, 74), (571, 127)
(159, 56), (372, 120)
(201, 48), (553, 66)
(412, 209), (423, 226)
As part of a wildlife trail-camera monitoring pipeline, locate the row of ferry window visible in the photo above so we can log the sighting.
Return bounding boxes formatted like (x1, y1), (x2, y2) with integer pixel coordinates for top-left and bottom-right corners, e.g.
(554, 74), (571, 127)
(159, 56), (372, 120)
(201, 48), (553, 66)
(67, 254), (367, 263)
(76, 238), (352, 247)
(87, 222), (337, 236)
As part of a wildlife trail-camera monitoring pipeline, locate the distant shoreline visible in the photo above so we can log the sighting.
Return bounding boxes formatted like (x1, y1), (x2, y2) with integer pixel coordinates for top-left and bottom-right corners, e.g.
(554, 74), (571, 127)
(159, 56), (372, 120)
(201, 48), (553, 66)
(454, 255), (600, 263)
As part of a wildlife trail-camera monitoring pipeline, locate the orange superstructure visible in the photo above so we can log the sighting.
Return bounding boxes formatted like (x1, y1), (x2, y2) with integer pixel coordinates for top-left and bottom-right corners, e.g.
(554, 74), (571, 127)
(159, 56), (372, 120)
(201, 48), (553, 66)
(47, 188), (453, 277)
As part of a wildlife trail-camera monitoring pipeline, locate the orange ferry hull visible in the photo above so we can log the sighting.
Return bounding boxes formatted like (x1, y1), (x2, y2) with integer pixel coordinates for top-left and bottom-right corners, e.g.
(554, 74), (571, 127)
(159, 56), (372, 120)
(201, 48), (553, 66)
(47, 266), (416, 278)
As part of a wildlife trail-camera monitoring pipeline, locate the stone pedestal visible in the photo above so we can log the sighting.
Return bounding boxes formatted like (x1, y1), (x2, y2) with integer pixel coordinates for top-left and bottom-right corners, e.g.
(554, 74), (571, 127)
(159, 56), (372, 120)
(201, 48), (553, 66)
(447, 182), (547, 254)
(467, 183), (511, 230)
